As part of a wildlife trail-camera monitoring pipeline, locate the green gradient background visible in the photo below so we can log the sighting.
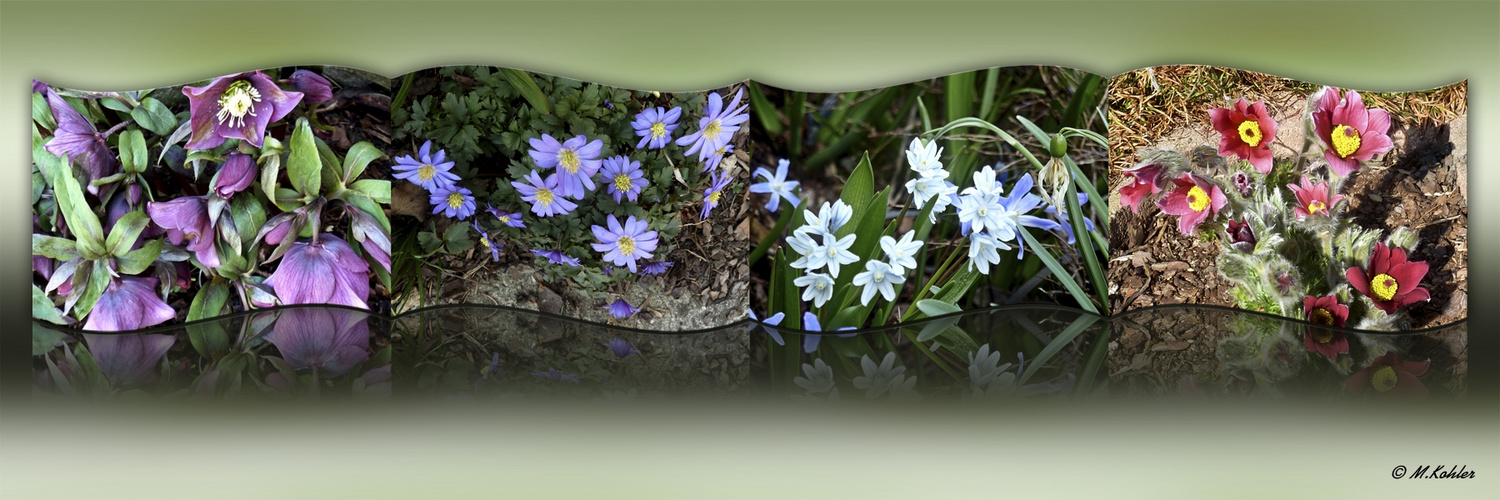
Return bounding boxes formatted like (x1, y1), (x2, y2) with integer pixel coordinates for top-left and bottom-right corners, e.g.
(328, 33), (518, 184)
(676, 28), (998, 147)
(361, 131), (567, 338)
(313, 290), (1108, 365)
(3, 1), (1495, 498)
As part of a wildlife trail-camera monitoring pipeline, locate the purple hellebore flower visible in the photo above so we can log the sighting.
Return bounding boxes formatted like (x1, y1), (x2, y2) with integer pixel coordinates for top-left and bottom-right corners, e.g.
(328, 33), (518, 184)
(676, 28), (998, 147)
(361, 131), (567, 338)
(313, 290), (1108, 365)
(531, 249), (581, 267)
(82, 332), (175, 387)
(485, 205), (527, 228)
(430, 184), (477, 220)
(590, 214), (658, 273)
(676, 88), (749, 162)
(474, 220), (500, 262)
(392, 140), (459, 194)
(42, 87), (117, 193)
(81, 276), (177, 332)
(264, 233), (371, 309)
(512, 170), (577, 217)
(527, 134), (602, 199)
(211, 153), (257, 199)
(261, 308), (372, 378)
(147, 196), (220, 267)
(605, 299), (640, 319)
(632, 106), (682, 149)
(287, 70), (334, 106)
(532, 367), (580, 383)
(700, 171), (733, 220)
(32, 79), (48, 94)
(601, 155), (648, 203)
(640, 261), (673, 276)
(604, 337), (641, 358)
(182, 70), (303, 149)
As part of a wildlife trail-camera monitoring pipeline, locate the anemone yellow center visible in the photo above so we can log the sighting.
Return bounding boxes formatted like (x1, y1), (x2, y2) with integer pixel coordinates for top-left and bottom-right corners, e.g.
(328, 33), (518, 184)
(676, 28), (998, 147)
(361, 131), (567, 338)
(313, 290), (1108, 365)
(613, 174), (633, 192)
(650, 121), (667, 139)
(707, 190), (723, 204)
(446, 192), (465, 209)
(479, 236), (491, 248)
(535, 187), (555, 206)
(1307, 200), (1327, 214)
(1331, 125), (1362, 158)
(616, 235), (636, 256)
(1371, 273), (1398, 301)
(703, 119), (722, 140)
(1371, 365), (1399, 392)
(216, 80), (262, 128)
(1187, 185), (1210, 212)
(1237, 120), (1263, 147)
(1309, 308), (1334, 326)
(498, 215), (511, 224)
(558, 149), (581, 173)
(417, 164), (436, 181)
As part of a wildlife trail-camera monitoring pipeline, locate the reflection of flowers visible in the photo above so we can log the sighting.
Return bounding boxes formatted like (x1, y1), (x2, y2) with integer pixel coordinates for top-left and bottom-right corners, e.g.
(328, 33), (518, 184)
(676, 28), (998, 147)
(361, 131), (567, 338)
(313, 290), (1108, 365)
(852, 352), (908, 399)
(1346, 352), (1428, 397)
(794, 358), (836, 395)
(1301, 295), (1349, 361)
(83, 333), (174, 387)
(749, 309), (785, 346)
(261, 308), (371, 378)
(604, 338), (641, 358)
(1346, 242), (1429, 315)
(532, 367), (580, 383)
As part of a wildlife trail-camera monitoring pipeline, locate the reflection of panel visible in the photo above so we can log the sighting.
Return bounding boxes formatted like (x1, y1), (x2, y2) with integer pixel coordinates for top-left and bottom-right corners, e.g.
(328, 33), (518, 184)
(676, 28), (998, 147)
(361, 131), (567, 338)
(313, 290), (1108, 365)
(32, 307), (393, 400)
(1107, 306), (1466, 398)
(393, 306), (751, 400)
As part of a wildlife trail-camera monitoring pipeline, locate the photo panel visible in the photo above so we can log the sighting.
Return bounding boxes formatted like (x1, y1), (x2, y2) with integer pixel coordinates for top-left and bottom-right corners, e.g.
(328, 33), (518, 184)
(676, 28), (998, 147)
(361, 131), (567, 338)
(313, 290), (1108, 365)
(1104, 66), (1467, 397)
(745, 67), (1110, 400)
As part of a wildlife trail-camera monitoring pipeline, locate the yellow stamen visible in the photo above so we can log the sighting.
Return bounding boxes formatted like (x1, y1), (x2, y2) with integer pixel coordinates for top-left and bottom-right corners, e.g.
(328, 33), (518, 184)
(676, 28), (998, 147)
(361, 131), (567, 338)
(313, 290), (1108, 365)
(702, 119), (722, 140)
(1331, 125), (1362, 158)
(614, 174), (633, 193)
(650, 122), (666, 139)
(446, 192), (465, 209)
(216, 80), (262, 129)
(1309, 308), (1334, 326)
(1237, 120), (1263, 147)
(1371, 365), (1399, 392)
(1307, 200), (1327, 214)
(498, 215), (511, 224)
(707, 190), (722, 204)
(479, 237), (491, 249)
(1371, 273), (1399, 301)
(535, 188), (555, 206)
(1187, 185), (1210, 212)
(616, 235), (635, 256)
(558, 149), (581, 174)
(417, 164), (435, 181)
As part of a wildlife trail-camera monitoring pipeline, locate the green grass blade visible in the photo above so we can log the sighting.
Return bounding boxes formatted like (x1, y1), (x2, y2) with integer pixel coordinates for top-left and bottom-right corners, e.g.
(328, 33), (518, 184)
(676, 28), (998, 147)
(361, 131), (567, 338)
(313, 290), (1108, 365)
(1019, 228), (1098, 315)
(1017, 314), (1098, 385)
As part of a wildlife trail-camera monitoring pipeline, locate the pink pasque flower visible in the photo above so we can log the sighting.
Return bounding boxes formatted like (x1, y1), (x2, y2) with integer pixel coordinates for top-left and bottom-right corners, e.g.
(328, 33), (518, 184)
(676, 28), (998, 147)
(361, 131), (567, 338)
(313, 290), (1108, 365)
(1155, 174), (1226, 235)
(1346, 242), (1429, 315)
(1301, 294), (1349, 361)
(1208, 98), (1277, 174)
(1118, 160), (1165, 213)
(1311, 88), (1394, 177)
(1287, 175), (1345, 220)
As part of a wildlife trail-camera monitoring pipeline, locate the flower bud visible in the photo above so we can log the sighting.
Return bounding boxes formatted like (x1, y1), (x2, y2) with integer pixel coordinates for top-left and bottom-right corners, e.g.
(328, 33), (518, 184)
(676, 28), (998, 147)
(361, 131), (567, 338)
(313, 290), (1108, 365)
(1231, 171), (1253, 196)
(211, 153), (256, 199)
(288, 70), (334, 106)
(1225, 218), (1256, 253)
(1049, 133), (1068, 158)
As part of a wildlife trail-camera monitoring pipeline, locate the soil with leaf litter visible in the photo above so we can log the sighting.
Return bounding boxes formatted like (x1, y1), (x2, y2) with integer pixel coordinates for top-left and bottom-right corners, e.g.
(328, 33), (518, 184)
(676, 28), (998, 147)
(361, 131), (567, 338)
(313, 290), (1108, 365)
(1106, 73), (1467, 330)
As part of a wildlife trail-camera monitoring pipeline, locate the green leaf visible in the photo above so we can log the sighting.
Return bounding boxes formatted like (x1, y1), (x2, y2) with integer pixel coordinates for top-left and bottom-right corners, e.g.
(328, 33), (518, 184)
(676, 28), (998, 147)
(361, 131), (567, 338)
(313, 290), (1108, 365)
(32, 284), (68, 326)
(838, 152), (876, 219)
(32, 92), (56, 130)
(115, 239), (162, 275)
(1020, 227), (1098, 314)
(341, 141), (384, 185)
(32, 234), (79, 261)
(747, 82), (783, 135)
(443, 222), (473, 253)
(33, 322), (70, 355)
(230, 195), (266, 251)
(500, 69), (551, 114)
(915, 299), (962, 318)
(316, 136), (344, 192)
(286, 117), (321, 199)
(259, 149), (283, 202)
(351, 179), (391, 204)
(748, 198), (805, 266)
(105, 210), (150, 256)
(187, 280), (229, 322)
(72, 260), (112, 319)
(119, 129), (148, 174)
(49, 160), (106, 258)
(344, 192), (391, 234)
(130, 97), (177, 136)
